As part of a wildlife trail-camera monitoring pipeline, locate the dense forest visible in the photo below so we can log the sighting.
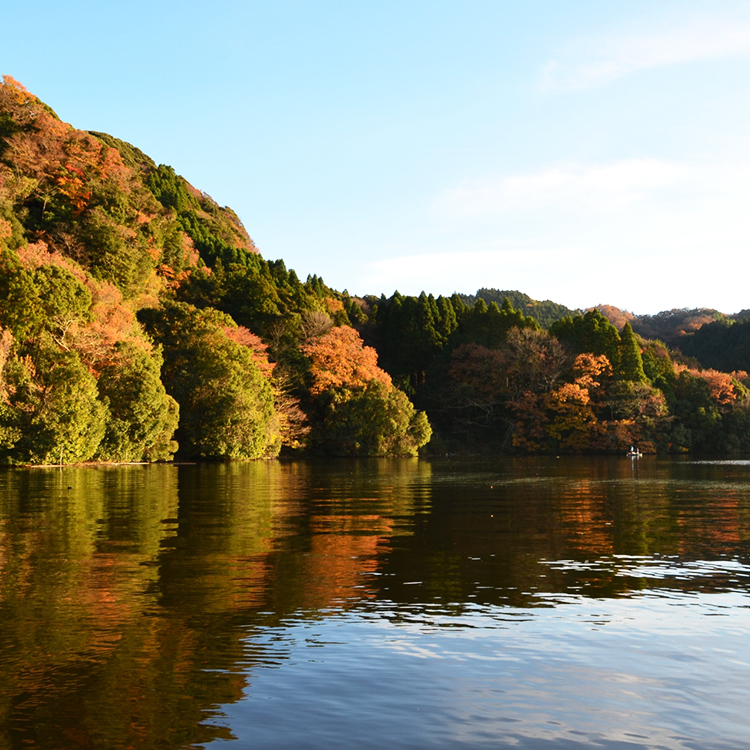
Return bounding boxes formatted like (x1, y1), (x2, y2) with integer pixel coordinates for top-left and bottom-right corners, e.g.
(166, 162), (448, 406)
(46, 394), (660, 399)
(1, 75), (749, 463)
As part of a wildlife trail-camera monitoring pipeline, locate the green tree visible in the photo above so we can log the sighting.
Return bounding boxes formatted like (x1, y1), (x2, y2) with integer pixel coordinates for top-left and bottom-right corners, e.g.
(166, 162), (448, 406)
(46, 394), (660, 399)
(302, 325), (432, 456)
(617, 322), (648, 382)
(550, 309), (621, 370)
(96, 342), (179, 462)
(671, 371), (721, 452)
(312, 380), (432, 457)
(139, 302), (280, 460)
(1, 338), (106, 464)
(456, 297), (538, 348)
(145, 164), (198, 213)
(436, 295), (458, 343)
(680, 318), (750, 374)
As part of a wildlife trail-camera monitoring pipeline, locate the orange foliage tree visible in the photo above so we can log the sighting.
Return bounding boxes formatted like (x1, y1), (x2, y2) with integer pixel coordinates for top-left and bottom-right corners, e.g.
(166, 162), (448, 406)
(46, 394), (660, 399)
(692, 368), (739, 405)
(301, 326), (431, 456)
(542, 354), (611, 451)
(225, 323), (309, 450)
(302, 325), (392, 397)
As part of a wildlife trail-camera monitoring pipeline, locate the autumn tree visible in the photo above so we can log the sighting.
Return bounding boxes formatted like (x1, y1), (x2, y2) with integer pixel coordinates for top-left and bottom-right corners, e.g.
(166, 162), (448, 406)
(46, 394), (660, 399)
(435, 328), (567, 450)
(535, 354), (610, 453)
(301, 326), (431, 456)
(503, 327), (568, 397)
(303, 326), (391, 397)
(444, 343), (511, 442)
(0, 239), (180, 464)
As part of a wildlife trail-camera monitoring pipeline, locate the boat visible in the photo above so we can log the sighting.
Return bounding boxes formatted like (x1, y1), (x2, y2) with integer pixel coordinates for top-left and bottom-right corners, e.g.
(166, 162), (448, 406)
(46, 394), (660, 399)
(627, 446), (642, 458)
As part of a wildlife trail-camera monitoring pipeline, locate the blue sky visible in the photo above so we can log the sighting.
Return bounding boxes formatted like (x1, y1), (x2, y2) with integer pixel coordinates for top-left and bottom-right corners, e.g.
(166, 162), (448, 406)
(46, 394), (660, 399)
(4, 0), (750, 313)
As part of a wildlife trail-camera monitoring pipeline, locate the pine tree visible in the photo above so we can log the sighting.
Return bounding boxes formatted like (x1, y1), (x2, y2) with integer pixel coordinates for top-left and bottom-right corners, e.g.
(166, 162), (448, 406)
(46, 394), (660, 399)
(618, 322), (648, 382)
(436, 295), (458, 343)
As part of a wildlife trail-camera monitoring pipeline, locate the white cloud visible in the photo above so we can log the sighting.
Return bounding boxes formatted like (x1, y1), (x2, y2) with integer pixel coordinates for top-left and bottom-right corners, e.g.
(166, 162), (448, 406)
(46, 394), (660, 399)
(360, 158), (750, 313)
(542, 15), (750, 91)
(435, 159), (685, 218)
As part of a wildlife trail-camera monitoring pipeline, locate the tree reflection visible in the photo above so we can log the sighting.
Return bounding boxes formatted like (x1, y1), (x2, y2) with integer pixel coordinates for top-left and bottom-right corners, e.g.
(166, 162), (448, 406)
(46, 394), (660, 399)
(2, 458), (750, 748)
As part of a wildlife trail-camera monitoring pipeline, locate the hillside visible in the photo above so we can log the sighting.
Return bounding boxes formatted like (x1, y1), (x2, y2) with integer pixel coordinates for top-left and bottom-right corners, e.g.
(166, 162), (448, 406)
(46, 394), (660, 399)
(456, 296), (750, 376)
(0, 76), (430, 463)
(459, 296), (750, 374)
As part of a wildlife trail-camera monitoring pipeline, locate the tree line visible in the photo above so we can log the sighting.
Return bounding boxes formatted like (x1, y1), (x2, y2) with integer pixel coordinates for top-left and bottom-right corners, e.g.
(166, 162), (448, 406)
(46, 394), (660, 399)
(351, 295), (750, 454)
(1, 75), (748, 463)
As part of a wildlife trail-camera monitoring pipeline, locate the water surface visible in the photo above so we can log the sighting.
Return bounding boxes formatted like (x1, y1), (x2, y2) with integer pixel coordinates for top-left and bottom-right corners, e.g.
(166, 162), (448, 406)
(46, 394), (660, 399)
(1, 457), (749, 749)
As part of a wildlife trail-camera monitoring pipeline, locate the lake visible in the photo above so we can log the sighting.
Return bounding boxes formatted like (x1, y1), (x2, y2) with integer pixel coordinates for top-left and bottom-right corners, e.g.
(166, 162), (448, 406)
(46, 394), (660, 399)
(1, 457), (749, 749)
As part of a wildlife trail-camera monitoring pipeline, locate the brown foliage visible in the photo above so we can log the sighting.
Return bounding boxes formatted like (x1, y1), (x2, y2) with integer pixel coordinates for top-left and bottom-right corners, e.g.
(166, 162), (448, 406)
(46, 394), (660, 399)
(0, 218), (11, 243)
(0, 326), (13, 402)
(593, 419), (641, 453)
(1, 77), (139, 231)
(0, 75), (45, 128)
(505, 327), (568, 395)
(302, 326), (391, 397)
(13, 241), (148, 372)
(449, 343), (506, 400)
(300, 310), (333, 342)
(17, 240), (88, 283)
(222, 325), (274, 379)
(595, 305), (635, 330)
(688, 368), (738, 405)
(545, 382), (597, 450)
(71, 280), (146, 372)
(509, 353), (663, 453)
(573, 353), (612, 390)
(270, 369), (310, 449)
(632, 309), (724, 346)
(509, 391), (548, 452)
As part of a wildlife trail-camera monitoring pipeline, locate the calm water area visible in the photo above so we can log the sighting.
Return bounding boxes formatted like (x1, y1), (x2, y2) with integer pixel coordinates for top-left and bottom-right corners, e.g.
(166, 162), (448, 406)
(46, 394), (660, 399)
(1, 457), (750, 749)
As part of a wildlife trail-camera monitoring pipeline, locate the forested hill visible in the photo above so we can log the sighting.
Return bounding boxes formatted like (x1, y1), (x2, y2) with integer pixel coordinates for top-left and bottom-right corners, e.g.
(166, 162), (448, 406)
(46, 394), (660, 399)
(458, 295), (750, 373)
(0, 75), (431, 464)
(2, 75), (750, 463)
(593, 305), (750, 373)
(459, 289), (579, 328)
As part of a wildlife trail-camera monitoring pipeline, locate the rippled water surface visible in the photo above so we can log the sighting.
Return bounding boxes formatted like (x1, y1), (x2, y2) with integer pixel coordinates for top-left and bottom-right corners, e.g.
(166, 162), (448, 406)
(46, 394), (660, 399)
(1, 457), (750, 749)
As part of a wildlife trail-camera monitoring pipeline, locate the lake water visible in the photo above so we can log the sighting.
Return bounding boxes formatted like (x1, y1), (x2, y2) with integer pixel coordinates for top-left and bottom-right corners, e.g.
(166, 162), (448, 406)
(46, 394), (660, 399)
(1, 457), (750, 749)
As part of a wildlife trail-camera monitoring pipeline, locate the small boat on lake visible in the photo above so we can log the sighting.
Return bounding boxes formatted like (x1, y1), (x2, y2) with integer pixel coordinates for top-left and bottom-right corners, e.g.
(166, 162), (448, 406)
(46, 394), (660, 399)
(627, 446), (642, 458)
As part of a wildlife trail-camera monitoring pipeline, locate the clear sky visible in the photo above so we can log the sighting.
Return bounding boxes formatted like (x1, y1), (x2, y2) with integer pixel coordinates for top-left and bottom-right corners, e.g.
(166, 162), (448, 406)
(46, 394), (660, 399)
(4, 0), (750, 314)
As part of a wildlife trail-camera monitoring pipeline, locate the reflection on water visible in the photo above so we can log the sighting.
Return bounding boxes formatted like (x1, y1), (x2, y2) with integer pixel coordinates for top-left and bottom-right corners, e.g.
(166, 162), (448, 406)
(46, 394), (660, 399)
(1, 457), (749, 748)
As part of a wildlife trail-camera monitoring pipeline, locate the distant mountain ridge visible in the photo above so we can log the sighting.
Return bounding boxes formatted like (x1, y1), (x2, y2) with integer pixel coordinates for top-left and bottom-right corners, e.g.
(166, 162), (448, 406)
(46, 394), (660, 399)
(459, 289), (580, 329)
(458, 291), (750, 373)
(460, 290), (733, 342)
